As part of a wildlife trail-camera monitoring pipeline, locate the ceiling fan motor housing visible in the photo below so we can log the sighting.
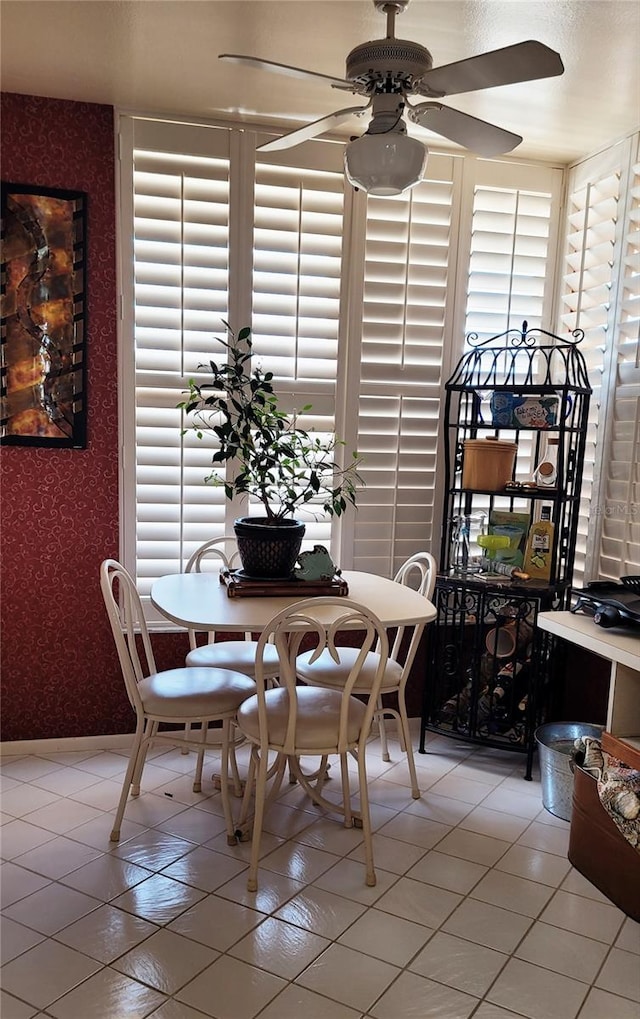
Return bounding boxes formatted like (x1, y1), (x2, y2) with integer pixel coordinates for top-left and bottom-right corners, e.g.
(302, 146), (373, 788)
(346, 38), (433, 92)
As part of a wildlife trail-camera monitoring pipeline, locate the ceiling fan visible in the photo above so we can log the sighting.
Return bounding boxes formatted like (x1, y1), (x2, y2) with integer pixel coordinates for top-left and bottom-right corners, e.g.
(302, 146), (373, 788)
(220, 0), (564, 196)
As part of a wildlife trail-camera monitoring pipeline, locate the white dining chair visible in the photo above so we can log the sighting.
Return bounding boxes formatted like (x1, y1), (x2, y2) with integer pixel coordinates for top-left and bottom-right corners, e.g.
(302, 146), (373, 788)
(184, 536), (281, 679)
(100, 559), (255, 844)
(296, 552), (437, 799)
(235, 597), (393, 892)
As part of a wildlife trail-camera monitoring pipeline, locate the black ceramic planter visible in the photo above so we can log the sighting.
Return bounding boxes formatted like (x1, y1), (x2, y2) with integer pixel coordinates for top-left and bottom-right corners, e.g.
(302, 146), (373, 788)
(233, 517), (306, 579)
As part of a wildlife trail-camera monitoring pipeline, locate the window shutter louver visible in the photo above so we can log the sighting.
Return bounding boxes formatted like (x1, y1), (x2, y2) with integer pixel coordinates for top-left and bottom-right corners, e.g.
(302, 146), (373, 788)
(559, 144), (634, 584)
(353, 156), (458, 577)
(130, 126), (232, 594)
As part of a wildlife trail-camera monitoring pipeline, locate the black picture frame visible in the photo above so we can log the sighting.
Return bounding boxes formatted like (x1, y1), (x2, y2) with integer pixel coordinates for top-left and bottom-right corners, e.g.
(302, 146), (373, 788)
(1, 182), (87, 448)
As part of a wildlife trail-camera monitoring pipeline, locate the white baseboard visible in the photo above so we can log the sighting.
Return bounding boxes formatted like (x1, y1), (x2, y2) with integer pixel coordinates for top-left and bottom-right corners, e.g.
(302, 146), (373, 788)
(0, 733), (134, 757)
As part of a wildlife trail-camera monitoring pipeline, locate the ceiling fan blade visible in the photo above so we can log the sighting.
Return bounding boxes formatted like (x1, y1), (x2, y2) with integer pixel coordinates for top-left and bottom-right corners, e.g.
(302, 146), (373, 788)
(257, 106), (371, 153)
(407, 102), (522, 156)
(219, 54), (357, 91)
(416, 41), (564, 98)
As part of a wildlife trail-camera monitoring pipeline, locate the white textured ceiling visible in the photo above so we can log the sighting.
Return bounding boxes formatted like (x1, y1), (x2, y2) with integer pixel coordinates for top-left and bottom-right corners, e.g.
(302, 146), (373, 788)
(1, 0), (639, 164)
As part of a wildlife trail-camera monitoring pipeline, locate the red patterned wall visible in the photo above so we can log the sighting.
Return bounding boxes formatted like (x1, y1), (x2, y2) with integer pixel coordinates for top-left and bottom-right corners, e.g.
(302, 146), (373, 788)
(1, 93), (188, 742)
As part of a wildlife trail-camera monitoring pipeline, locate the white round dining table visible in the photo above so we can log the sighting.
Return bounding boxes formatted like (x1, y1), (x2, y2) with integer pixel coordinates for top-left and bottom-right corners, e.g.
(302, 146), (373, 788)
(150, 570), (436, 632)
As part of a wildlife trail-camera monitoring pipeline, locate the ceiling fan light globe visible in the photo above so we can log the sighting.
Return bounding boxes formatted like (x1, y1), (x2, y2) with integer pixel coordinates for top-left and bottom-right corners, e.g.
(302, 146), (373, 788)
(344, 132), (427, 196)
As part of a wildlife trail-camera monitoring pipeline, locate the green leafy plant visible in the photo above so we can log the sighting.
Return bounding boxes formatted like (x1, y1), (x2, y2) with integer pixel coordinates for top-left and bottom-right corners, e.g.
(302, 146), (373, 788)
(179, 324), (364, 524)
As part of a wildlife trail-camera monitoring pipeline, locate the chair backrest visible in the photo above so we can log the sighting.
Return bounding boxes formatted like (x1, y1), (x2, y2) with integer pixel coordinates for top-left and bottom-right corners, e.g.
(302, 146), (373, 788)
(254, 597), (390, 755)
(185, 536), (244, 648)
(394, 551), (437, 600)
(388, 551), (437, 664)
(100, 558), (155, 716)
(185, 536), (241, 574)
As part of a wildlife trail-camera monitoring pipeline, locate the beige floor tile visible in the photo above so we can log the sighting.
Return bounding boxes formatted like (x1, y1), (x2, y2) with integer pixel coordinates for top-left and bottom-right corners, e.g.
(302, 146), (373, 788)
(1, 785), (62, 818)
(293, 816), (365, 855)
(168, 893), (266, 951)
(10, 836), (103, 881)
(515, 920), (608, 982)
(55, 903), (159, 963)
(517, 819), (571, 857)
(595, 946), (640, 1001)
(480, 785), (544, 819)
(0, 939), (101, 1011)
(21, 799), (104, 835)
(160, 844), (248, 891)
(409, 930), (508, 997)
(110, 872), (206, 925)
(405, 792), (475, 825)
(58, 813), (147, 850)
(114, 829), (209, 874)
(370, 969), (478, 1018)
(313, 857), (398, 904)
(442, 898), (532, 953)
(0, 820), (57, 859)
(338, 909), (433, 966)
(561, 866), (615, 903)
(67, 779), (125, 811)
(176, 954), (286, 1019)
(487, 957), (589, 1019)
(0, 989), (40, 1018)
(296, 942), (400, 1013)
(495, 843), (572, 887)
(434, 827), (511, 866)
(274, 885), (366, 938)
(615, 916), (640, 955)
(539, 889), (626, 943)
(375, 811), (451, 849)
(374, 875), (462, 928)
(0, 862), (51, 906)
(458, 805), (531, 841)
(426, 773), (496, 805)
(405, 849), (487, 894)
(112, 927), (218, 994)
(260, 837), (340, 881)
(577, 986), (640, 1019)
(60, 853), (153, 899)
(47, 966), (166, 1019)
(215, 868), (304, 912)
(0, 918), (45, 964)
(257, 984), (362, 1019)
(347, 831), (426, 874)
(473, 1004), (537, 1019)
(470, 868), (554, 917)
(3, 882), (101, 936)
(230, 915), (329, 978)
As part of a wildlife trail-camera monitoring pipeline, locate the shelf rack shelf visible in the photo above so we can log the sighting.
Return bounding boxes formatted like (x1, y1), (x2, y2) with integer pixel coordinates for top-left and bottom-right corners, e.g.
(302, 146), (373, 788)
(420, 322), (592, 778)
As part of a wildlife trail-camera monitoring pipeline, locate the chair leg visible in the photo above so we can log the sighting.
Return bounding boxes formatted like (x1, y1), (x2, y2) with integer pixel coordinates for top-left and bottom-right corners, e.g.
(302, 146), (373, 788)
(247, 749), (269, 893)
(219, 718), (237, 845)
(111, 720), (145, 842)
(356, 747), (376, 887)
(377, 695), (391, 762)
(229, 725), (244, 797)
(340, 752), (353, 828)
(193, 723), (207, 793)
(182, 721), (192, 755)
(398, 697), (420, 799)
(131, 719), (155, 796)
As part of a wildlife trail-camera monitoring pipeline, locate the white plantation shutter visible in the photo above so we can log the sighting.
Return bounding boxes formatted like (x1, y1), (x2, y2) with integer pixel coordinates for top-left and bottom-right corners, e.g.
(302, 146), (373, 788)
(125, 122), (232, 594)
(250, 155), (346, 551)
(463, 162), (560, 342)
(588, 140), (640, 579)
(352, 154), (460, 576)
(558, 137), (640, 584)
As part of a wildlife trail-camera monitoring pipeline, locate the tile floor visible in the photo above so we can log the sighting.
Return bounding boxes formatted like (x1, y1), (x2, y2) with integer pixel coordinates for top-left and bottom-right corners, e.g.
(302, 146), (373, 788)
(1, 727), (638, 1019)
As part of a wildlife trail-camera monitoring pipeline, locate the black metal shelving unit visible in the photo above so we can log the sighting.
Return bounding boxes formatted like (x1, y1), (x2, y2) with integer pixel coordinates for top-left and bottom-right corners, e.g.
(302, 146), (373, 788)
(420, 322), (591, 778)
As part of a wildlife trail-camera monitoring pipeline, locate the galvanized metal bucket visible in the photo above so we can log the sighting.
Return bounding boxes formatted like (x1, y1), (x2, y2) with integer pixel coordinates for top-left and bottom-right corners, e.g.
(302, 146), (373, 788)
(535, 722), (605, 821)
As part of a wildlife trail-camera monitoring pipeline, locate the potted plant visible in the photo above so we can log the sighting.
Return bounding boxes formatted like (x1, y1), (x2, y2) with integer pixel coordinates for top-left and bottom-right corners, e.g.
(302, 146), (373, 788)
(179, 323), (363, 579)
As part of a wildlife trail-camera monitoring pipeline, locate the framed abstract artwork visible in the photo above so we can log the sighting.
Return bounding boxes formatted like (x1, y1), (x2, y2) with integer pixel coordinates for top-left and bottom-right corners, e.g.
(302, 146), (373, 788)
(1, 182), (87, 447)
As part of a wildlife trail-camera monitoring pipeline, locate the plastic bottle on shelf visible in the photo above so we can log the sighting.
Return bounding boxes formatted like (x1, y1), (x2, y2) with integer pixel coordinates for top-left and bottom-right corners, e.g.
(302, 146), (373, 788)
(523, 506), (555, 581)
(534, 437), (559, 488)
